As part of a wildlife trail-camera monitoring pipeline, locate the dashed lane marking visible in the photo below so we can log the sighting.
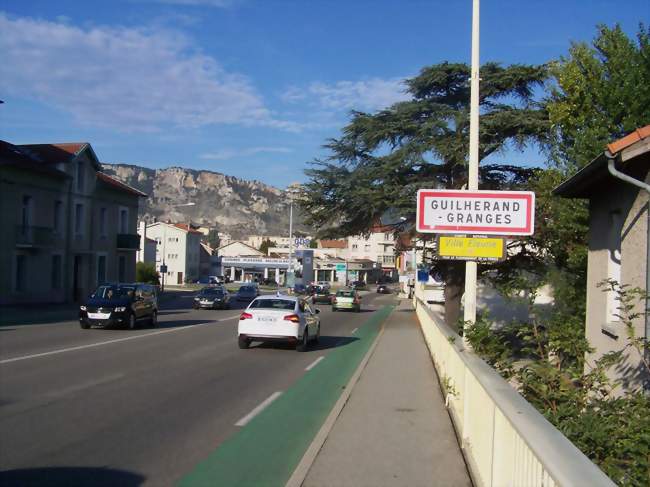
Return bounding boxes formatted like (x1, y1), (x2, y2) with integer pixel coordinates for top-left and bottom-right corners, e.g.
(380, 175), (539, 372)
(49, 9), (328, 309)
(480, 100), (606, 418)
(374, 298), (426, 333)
(235, 392), (283, 427)
(305, 356), (325, 371)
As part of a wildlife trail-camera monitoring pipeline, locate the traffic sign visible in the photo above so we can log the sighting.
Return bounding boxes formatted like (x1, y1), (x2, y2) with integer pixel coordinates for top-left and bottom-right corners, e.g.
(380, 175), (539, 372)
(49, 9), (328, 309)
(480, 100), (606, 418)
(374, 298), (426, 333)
(159, 264), (168, 273)
(437, 236), (505, 261)
(416, 189), (534, 236)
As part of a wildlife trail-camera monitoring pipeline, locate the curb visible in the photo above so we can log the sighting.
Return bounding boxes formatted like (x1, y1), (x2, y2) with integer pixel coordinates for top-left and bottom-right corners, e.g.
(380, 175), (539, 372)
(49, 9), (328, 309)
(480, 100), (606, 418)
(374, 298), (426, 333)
(285, 313), (389, 487)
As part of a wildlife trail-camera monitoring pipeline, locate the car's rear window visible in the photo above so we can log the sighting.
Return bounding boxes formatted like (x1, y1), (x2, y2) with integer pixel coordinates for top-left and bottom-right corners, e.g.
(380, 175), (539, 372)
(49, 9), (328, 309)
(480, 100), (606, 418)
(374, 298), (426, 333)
(239, 286), (254, 292)
(337, 291), (354, 297)
(249, 299), (295, 310)
(201, 288), (223, 295)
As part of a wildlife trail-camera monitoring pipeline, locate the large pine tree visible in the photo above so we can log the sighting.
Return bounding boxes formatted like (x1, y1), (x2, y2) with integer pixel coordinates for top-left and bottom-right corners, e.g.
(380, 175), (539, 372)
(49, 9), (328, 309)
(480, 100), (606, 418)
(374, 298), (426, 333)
(301, 62), (549, 327)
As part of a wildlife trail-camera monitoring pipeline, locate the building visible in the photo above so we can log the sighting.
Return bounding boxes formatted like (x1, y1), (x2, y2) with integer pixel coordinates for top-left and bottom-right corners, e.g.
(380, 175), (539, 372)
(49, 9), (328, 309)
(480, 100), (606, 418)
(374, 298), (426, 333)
(346, 226), (399, 280)
(136, 221), (156, 265)
(0, 141), (145, 305)
(246, 235), (313, 250)
(554, 125), (650, 392)
(146, 222), (202, 285)
(199, 242), (220, 279)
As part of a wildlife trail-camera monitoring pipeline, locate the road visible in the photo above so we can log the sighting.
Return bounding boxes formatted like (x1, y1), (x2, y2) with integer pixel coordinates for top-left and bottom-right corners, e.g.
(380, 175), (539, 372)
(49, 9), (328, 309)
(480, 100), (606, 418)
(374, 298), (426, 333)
(0, 289), (396, 486)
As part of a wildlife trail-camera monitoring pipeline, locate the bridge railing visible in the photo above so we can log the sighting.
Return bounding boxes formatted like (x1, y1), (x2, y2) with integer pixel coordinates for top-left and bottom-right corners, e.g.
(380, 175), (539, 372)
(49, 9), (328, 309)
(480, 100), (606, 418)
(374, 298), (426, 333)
(414, 296), (615, 487)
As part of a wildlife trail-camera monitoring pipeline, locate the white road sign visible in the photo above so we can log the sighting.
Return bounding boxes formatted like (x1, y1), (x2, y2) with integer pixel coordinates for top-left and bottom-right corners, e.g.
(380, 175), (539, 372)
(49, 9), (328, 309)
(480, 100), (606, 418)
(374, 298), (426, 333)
(416, 189), (535, 236)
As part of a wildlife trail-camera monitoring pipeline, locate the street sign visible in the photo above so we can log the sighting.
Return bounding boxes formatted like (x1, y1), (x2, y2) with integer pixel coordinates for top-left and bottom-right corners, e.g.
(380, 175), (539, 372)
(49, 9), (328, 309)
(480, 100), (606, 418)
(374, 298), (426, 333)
(437, 236), (505, 261)
(335, 263), (346, 272)
(159, 264), (168, 273)
(416, 189), (535, 236)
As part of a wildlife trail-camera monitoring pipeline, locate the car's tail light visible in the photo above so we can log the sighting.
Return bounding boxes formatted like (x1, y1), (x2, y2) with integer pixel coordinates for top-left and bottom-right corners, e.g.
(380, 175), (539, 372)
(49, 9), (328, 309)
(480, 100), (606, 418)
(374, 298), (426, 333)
(332, 297), (337, 304)
(283, 314), (300, 323)
(240, 312), (253, 320)
(353, 297), (360, 304)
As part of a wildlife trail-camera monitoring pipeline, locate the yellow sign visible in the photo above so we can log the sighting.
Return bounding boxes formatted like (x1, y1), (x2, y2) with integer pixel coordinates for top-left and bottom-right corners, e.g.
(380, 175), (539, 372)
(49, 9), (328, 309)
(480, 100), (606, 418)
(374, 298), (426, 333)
(438, 236), (505, 261)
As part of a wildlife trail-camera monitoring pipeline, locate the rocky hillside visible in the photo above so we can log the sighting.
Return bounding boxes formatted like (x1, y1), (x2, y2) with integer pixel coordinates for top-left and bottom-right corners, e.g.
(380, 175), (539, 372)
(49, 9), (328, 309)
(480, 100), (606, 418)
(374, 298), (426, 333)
(101, 163), (308, 239)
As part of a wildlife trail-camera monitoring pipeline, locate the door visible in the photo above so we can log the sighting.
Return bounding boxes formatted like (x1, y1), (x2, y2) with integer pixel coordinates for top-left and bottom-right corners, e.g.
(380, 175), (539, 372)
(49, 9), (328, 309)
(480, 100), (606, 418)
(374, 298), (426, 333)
(177, 272), (183, 285)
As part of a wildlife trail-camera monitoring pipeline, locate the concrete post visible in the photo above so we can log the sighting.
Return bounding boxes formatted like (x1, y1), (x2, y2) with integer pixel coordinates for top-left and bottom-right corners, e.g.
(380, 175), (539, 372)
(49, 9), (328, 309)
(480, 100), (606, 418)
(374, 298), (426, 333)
(230, 266), (235, 281)
(264, 267), (269, 279)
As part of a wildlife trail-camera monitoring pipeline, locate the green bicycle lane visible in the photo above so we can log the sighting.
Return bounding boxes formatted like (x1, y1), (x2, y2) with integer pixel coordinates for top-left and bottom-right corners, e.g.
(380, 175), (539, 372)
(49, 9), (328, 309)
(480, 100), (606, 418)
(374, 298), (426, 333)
(178, 304), (394, 487)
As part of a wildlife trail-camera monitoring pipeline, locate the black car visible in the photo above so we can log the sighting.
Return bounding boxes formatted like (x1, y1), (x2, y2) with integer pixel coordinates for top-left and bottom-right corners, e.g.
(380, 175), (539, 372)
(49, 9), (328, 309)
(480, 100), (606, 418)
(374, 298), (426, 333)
(351, 280), (367, 290)
(312, 285), (333, 304)
(79, 283), (158, 329)
(376, 284), (391, 294)
(193, 287), (230, 309)
(236, 285), (259, 301)
(293, 284), (308, 295)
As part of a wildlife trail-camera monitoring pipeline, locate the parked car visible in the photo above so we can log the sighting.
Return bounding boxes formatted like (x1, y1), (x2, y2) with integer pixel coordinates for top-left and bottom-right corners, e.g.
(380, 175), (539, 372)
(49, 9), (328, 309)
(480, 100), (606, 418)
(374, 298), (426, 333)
(351, 280), (367, 290)
(332, 289), (361, 312)
(376, 284), (391, 294)
(79, 283), (158, 329)
(316, 281), (331, 291)
(312, 285), (333, 304)
(293, 283), (308, 295)
(236, 285), (259, 301)
(193, 286), (230, 309)
(261, 278), (278, 286)
(237, 296), (320, 351)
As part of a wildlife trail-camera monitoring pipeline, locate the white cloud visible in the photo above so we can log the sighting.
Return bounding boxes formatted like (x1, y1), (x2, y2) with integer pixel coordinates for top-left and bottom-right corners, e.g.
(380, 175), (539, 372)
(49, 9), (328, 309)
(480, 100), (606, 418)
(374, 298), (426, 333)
(283, 78), (410, 113)
(200, 146), (293, 160)
(0, 13), (290, 132)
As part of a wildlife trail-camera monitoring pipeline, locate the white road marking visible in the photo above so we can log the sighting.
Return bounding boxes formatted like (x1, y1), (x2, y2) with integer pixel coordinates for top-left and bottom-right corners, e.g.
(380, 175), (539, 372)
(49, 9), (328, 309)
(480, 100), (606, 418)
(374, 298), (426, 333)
(235, 392), (282, 427)
(351, 327), (358, 334)
(305, 356), (325, 371)
(0, 315), (240, 365)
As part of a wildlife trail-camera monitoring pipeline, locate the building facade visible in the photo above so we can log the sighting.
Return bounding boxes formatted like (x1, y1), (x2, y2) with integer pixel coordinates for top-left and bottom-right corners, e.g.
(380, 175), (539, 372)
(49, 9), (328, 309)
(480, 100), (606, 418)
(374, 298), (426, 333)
(554, 126), (650, 392)
(146, 222), (202, 285)
(0, 141), (145, 305)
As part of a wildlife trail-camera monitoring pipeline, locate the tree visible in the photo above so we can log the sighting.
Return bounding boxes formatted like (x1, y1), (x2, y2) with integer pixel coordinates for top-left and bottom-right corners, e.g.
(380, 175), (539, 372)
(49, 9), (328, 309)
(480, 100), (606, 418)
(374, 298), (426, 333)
(206, 228), (221, 249)
(136, 262), (159, 285)
(259, 239), (277, 255)
(547, 24), (650, 172)
(301, 62), (549, 328)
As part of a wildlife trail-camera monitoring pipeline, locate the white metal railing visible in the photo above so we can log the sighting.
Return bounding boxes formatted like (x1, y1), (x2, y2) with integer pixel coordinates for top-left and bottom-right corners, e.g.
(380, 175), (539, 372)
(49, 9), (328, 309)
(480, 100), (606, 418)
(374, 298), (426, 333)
(414, 296), (615, 487)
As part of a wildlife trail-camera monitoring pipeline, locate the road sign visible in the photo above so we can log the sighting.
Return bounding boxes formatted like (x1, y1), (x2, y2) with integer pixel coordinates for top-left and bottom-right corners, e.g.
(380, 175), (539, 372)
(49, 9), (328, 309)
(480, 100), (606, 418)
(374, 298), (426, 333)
(335, 263), (346, 272)
(437, 236), (505, 261)
(416, 189), (534, 236)
(159, 264), (168, 273)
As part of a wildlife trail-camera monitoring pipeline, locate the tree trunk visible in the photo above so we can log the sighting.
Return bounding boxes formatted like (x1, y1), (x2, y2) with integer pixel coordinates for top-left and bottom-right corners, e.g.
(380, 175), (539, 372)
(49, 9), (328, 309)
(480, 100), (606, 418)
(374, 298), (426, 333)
(443, 261), (465, 332)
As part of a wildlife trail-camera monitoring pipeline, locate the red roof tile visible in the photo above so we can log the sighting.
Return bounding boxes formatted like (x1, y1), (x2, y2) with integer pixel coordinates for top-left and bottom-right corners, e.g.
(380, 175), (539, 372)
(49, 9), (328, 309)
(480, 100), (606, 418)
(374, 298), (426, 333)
(96, 172), (147, 197)
(19, 143), (87, 164)
(173, 223), (203, 235)
(320, 239), (347, 249)
(607, 125), (650, 155)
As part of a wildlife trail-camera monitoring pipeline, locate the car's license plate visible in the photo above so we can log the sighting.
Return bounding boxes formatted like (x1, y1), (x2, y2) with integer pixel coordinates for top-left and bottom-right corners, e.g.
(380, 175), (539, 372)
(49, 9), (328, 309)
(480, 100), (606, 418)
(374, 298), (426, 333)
(258, 316), (276, 322)
(88, 312), (111, 319)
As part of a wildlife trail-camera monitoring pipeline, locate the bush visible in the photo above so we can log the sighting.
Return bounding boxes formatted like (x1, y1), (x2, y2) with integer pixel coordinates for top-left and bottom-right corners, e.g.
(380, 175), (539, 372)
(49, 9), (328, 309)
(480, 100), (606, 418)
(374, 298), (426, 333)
(136, 262), (159, 285)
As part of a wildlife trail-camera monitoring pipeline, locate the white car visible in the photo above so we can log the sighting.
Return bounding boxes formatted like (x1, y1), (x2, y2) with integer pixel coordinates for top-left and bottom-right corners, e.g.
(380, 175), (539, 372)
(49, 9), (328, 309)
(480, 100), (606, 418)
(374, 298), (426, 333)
(237, 295), (321, 351)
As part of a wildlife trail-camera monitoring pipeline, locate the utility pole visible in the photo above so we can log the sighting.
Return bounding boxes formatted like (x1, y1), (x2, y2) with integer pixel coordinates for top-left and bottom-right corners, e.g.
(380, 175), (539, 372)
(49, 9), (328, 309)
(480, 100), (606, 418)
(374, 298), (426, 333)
(288, 198), (294, 288)
(463, 0), (480, 341)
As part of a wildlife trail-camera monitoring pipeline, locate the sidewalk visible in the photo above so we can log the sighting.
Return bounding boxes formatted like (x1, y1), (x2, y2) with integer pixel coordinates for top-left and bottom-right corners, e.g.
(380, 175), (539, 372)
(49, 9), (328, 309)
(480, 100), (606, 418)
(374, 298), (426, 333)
(302, 300), (471, 487)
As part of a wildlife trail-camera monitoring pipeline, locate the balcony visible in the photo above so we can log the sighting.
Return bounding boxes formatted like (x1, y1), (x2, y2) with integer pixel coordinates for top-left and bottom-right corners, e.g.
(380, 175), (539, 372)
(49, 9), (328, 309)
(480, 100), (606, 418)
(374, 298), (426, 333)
(15, 225), (56, 248)
(116, 233), (140, 250)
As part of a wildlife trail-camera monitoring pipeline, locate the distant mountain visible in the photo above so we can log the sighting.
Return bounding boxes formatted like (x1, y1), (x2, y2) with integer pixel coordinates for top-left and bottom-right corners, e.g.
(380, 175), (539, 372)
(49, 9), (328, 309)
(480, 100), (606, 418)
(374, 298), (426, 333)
(101, 163), (308, 239)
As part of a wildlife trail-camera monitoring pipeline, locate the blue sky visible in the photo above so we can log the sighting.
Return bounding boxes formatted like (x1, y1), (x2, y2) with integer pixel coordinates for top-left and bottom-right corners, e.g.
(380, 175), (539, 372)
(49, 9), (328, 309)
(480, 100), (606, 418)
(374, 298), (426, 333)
(1, 0), (647, 187)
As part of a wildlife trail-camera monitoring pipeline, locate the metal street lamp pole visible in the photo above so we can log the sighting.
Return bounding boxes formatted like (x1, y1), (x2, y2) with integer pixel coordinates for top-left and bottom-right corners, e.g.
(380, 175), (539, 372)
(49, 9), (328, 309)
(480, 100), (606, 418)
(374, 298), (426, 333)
(288, 197), (294, 288)
(463, 0), (480, 341)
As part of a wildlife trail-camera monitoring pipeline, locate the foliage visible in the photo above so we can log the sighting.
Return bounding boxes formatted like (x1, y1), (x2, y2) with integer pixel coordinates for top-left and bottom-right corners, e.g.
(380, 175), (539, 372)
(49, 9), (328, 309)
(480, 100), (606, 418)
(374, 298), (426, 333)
(206, 228), (221, 249)
(259, 239), (277, 255)
(309, 239), (318, 249)
(136, 262), (159, 285)
(547, 23), (650, 172)
(300, 61), (550, 327)
(465, 282), (650, 485)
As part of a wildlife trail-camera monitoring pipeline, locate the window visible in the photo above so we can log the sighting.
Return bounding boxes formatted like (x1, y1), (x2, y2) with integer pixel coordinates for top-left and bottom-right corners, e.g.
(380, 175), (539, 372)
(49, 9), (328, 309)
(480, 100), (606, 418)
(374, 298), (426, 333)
(384, 232), (391, 240)
(53, 201), (63, 234)
(51, 254), (62, 289)
(118, 255), (126, 282)
(119, 208), (128, 234)
(352, 244), (358, 250)
(21, 195), (32, 229)
(364, 244), (371, 252)
(97, 255), (107, 285)
(15, 254), (26, 292)
(76, 161), (84, 191)
(74, 203), (84, 236)
(99, 208), (107, 237)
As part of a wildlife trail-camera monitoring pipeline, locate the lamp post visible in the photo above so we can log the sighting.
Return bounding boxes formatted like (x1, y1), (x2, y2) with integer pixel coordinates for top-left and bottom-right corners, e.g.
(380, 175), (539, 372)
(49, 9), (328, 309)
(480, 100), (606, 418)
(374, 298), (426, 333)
(285, 185), (300, 290)
(158, 202), (196, 292)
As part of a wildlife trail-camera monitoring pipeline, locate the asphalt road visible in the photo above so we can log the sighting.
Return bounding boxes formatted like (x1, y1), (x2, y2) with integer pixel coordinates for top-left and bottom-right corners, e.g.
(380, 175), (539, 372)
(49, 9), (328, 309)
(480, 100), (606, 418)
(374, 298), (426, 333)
(0, 289), (397, 486)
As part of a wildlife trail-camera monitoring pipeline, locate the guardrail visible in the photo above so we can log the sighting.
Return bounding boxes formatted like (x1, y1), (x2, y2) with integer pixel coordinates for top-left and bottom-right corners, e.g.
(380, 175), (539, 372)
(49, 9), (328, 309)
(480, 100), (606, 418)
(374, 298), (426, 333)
(414, 297), (615, 487)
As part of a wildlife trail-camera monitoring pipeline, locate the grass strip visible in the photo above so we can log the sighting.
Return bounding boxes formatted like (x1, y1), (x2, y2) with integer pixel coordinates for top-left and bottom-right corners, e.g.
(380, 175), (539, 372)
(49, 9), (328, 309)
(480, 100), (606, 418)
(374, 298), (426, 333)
(178, 305), (394, 487)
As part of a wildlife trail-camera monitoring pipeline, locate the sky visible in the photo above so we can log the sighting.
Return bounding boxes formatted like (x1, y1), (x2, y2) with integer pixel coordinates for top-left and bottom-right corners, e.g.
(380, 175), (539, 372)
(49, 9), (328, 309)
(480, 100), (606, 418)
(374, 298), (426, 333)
(0, 0), (647, 188)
